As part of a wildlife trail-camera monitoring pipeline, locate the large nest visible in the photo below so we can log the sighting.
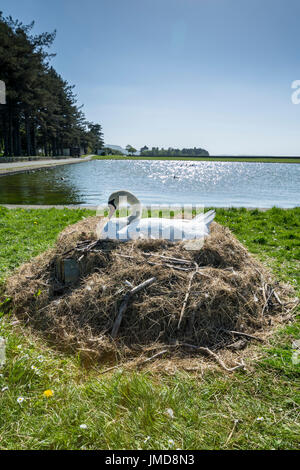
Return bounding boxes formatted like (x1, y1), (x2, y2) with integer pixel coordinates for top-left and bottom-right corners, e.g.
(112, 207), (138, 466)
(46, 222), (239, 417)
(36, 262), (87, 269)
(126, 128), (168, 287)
(2, 217), (293, 364)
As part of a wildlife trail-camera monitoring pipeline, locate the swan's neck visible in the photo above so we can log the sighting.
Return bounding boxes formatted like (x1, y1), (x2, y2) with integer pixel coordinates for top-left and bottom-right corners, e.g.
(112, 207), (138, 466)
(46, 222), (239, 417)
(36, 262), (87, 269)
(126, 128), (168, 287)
(127, 203), (141, 225)
(108, 191), (142, 225)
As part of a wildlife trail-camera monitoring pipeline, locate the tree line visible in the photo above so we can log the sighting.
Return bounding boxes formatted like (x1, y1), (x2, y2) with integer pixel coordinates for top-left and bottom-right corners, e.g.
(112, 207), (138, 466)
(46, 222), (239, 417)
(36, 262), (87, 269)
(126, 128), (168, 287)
(0, 13), (104, 157)
(139, 146), (209, 156)
(109, 145), (210, 156)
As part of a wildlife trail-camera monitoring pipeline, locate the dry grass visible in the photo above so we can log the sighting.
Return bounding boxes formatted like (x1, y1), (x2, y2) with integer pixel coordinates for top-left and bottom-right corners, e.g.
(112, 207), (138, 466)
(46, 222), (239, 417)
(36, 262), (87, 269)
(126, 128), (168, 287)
(3, 216), (294, 365)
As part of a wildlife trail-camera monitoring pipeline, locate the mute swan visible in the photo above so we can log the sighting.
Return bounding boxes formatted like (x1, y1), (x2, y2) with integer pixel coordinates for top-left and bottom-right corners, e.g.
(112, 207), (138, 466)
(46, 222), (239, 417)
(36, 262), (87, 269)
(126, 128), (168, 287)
(99, 190), (215, 242)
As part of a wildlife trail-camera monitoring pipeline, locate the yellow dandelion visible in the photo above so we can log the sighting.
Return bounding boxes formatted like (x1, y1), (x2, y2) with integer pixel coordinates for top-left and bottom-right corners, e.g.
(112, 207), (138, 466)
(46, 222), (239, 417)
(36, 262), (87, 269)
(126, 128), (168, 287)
(43, 389), (54, 398)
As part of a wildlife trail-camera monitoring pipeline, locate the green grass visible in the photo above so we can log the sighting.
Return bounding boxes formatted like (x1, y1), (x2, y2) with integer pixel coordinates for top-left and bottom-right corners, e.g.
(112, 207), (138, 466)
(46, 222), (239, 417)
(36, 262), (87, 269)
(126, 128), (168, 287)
(0, 206), (94, 285)
(93, 155), (300, 164)
(0, 206), (299, 450)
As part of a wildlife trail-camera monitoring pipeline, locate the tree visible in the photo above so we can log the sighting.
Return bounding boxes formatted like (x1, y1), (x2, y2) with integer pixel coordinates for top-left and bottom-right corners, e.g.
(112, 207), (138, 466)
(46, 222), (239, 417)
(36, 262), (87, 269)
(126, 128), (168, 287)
(126, 145), (137, 156)
(140, 145), (149, 154)
(85, 123), (104, 153)
(0, 12), (104, 157)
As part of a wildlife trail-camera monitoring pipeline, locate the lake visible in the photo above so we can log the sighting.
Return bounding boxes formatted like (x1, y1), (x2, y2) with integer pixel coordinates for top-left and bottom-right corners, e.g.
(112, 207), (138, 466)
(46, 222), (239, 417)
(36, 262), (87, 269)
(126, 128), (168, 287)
(0, 159), (299, 208)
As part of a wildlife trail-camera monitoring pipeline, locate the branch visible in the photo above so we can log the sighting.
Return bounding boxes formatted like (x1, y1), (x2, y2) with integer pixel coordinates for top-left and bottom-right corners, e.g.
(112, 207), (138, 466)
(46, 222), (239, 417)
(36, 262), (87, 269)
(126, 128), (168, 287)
(111, 277), (156, 338)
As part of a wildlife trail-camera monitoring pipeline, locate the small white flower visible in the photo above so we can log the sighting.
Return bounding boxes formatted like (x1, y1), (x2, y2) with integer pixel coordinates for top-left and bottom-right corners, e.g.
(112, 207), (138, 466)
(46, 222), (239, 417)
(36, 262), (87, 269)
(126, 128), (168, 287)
(144, 436), (151, 443)
(31, 365), (37, 370)
(168, 439), (175, 446)
(256, 417), (264, 421)
(1, 386), (8, 392)
(20, 354), (29, 360)
(17, 397), (24, 404)
(79, 424), (87, 429)
(166, 408), (174, 418)
(37, 355), (44, 362)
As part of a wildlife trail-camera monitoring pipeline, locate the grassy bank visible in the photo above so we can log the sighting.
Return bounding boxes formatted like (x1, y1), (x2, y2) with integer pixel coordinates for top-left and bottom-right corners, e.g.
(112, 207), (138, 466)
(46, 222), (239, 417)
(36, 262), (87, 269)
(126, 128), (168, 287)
(92, 155), (300, 164)
(0, 206), (299, 450)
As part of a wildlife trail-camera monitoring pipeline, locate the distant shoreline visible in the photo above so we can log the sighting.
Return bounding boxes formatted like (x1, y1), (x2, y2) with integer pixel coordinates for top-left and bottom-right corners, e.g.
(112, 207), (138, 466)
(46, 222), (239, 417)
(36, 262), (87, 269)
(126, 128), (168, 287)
(93, 155), (300, 163)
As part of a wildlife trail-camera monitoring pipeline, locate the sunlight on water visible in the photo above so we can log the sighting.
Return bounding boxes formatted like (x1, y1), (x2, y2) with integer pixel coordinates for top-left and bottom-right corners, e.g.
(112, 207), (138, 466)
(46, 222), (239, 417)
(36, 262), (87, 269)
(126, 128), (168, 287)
(0, 160), (299, 207)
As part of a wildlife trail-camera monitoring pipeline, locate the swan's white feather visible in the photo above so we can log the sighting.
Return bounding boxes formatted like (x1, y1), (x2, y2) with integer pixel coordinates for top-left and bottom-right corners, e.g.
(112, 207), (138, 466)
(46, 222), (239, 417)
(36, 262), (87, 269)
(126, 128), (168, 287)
(99, 191), (216, 241)
(100, 212), (215, 241)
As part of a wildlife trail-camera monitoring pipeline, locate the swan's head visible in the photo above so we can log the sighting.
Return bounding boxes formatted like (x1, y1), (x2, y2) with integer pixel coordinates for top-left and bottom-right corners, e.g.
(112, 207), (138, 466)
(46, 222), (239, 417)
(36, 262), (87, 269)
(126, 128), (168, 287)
(108, 193), (118, 218)
(108, 190), (141, 223)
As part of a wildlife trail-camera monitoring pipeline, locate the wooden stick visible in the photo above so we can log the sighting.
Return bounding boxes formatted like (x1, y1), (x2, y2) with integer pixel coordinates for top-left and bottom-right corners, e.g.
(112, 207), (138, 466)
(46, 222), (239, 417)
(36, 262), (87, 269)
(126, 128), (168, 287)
(224, 330), (264, 342)
(143, 253), (193, 265)
(97, 364), (121, 375)
(178, 261), (202, 329)
(96, 349), (168, 375)
(285, 301), (300, 317)
(178, 271), (197, 328)
(173, 343), (246, 372)
(272, 290), (282, 305)
(111, 277), (156, 338)
(147, 261), (192, 272)
(137, 349), (168, 367)
(261, 287), (274, 316)
(197, 347), (246, 372)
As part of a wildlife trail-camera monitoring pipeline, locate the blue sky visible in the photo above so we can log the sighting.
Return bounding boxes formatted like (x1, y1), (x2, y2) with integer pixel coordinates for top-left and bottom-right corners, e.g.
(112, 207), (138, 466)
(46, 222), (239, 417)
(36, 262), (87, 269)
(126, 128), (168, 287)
(2, 0), (300, 155)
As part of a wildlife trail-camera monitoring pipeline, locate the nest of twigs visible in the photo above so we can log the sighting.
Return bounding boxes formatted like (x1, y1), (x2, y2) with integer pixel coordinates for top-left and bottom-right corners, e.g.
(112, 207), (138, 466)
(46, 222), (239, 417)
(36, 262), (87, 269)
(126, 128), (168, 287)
(2, 216), (295, 366)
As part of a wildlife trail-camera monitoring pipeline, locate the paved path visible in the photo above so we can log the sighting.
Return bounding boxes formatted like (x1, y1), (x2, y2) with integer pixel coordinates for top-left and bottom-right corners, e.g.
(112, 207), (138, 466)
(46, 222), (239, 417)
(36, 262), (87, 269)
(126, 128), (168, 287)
(2, 204), (99, 210)
(0, 155), (93, 176)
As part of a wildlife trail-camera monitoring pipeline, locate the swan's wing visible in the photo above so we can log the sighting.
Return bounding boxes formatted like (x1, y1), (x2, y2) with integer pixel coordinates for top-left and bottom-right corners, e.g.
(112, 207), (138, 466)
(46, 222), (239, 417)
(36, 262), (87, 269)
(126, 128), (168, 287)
(193, 209), (215, 225)
(118, 218), (210, 241)
(203, 210), (216, 228)
(99, 218), (129, 239)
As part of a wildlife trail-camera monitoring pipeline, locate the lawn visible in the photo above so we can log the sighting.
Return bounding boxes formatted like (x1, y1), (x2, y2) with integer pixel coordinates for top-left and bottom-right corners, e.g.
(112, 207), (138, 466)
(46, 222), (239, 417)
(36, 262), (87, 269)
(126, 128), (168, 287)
(0, 206), (299, 450)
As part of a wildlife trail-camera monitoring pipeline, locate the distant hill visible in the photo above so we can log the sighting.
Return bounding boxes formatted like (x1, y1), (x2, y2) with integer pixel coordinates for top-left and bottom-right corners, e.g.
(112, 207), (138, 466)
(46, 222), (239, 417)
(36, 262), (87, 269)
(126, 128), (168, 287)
(104, 144), (127, 155)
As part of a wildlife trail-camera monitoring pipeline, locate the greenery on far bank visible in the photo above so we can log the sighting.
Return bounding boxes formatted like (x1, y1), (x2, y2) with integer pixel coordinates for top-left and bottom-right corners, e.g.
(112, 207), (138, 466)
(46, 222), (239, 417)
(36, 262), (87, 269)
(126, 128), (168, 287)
(0, 206), (299, 449)
(92, 155), (300, 164)
(138, 146), (209, 157)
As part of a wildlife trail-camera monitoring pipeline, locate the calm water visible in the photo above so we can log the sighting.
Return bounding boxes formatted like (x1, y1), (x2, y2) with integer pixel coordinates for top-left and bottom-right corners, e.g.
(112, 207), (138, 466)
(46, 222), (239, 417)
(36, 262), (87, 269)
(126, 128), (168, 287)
(0, 160), (299, 207)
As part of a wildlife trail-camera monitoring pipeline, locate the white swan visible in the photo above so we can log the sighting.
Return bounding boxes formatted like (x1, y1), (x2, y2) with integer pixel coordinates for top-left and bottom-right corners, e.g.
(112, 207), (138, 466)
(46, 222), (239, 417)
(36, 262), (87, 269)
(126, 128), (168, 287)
(99, 190), (215, 242)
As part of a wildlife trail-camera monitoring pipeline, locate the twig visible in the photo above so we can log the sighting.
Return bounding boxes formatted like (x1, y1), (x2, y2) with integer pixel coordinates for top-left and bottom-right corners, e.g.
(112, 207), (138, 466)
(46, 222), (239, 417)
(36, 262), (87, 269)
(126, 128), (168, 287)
(137, 349), (168, 367)
(225, 419), (239, 447)
(176, 343), (246, 372)
(97, 364), (121, 375)
(272, 290), (282, 305)
(224, 330), (264, 343)
(261, 286), (274, 316)
(143, 253), (193, 265)
(284, 298), (299, 306)
(197, 347), (246, 372)
(96, 349), (168, 375)
(111, 277), (156, 338)
(177, 261), (209, 329)
(285, 300), (300, 317)
(178, 270), (197, 328)
(117, 254), (136, 259)
(147, 261), (192, 272)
